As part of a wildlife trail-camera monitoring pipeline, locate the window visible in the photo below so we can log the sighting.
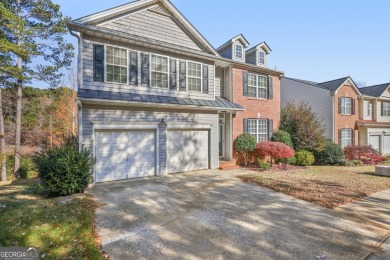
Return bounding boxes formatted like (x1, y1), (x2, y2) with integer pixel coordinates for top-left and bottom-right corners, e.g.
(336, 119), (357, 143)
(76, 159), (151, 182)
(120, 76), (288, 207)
(187, 62), (202, 92)
(340, 97), (352, 115)
(248, 119), (268, 142)
(248, 73), (267, 99)
(367, 101), (372, 116)
(258, 51), (265, 65)
(383, 101), (390, 116)
(151, 55), (168, 88)
(106, 46), (127, 84)
(235, 44), (243, 60)
(340, 129), (353, 148)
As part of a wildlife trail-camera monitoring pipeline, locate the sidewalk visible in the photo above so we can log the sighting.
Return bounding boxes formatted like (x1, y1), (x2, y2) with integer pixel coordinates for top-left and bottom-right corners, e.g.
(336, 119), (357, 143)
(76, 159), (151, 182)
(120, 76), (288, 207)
(335, 189), (390, 259)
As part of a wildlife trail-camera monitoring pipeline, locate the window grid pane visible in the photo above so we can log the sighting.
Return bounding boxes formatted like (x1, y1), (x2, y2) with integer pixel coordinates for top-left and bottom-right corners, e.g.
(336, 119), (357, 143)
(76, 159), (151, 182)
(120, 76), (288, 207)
(235, 44), (243, 59)
(106, 46), (127, 84)
(248, 119), (268, 143)
(187, 62), (202, 92)
(383, 102), (390, 116)
(248, 73), (267, 99)
(151, 55), (169, 88)
(341, 129), (352, 148)
(341, 97), (352, 115)
(259, 51), (265, 64)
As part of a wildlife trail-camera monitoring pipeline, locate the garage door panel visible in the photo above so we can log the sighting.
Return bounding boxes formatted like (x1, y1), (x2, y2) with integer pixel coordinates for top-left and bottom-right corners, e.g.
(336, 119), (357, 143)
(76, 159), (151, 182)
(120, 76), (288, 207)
(384, 135), (390, 154)
(369, 135), (381, 152)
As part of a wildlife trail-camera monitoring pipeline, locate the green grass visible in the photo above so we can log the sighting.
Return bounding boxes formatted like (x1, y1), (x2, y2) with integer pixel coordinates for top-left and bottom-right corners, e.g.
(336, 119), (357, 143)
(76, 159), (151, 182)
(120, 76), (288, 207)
(0, 179), (103, 259)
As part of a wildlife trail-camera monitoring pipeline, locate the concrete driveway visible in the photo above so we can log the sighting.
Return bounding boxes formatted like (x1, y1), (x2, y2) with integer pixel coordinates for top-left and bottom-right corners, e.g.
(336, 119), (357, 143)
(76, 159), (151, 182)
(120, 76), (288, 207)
(90, 169), (389, 259)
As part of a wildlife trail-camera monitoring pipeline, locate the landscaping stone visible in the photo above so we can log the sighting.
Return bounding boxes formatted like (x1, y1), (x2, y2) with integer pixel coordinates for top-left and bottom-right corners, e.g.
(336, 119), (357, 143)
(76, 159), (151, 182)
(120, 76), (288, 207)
(375, 166), (390, 177)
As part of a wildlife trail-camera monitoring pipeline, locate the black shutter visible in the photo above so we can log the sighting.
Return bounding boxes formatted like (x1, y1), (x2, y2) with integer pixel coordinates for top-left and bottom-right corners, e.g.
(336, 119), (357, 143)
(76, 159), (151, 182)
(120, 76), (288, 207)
(351, 98), (355, 115)
(338, 129), (342, 146)
(243, 71), (248, 96)
(203, 65), (209, 94)
(141, 53), (150, 86)
(179, 61), (186, 91)
(169, 59), (177, 90)
(338, 97), (342, 114)
(129, 52), (138, 85)
(351, 129), (355, 146)
(93, 44), (104, 82)
(268, 76), (273, 99)
(268, 119), (273, 140)
(243, 119), (248, 132)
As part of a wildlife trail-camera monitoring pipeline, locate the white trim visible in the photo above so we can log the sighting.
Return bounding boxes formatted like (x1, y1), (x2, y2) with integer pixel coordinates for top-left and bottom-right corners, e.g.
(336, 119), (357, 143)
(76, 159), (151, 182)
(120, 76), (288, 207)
(233, 42), (244, 61)
(150, 53), (169, 89)
(167, 124), (212, 130)
(334, 78), (362, 95)
(186, 60), (203, 93)
(104, 44), (129, 85)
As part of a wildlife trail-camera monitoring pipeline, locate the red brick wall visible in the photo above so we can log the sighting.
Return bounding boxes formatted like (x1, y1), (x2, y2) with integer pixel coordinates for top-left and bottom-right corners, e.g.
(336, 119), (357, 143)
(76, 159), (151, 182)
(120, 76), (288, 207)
(231, 67), (281, 141)
(334, 83), (359, 145)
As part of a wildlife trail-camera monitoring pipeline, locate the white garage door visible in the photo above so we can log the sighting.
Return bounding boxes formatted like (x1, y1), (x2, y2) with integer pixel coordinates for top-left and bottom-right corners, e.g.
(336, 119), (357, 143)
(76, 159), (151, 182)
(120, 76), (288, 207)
(167, 130), (209, 174)
(95, 131), (155, 182)
(369, 135), (381, 152)
(384, 135), (390, 155)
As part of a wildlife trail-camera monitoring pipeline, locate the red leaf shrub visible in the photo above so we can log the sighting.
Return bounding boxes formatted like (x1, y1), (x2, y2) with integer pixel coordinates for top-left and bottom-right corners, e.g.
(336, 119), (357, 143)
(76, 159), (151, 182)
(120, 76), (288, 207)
(253, 141), (295, 165)
(344, 145), (384, 164)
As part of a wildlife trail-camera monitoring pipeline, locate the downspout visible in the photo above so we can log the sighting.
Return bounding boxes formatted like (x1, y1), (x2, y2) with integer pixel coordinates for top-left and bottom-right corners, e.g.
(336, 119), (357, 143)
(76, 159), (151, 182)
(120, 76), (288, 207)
(332, 91), (335, 142)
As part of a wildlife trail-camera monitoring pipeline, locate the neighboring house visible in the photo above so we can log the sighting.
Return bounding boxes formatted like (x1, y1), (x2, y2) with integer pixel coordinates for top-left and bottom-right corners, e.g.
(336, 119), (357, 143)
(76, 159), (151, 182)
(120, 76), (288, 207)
(67, 0), (283, 183)
(281, 77), (361, 148)
(357, 83), (390, 155)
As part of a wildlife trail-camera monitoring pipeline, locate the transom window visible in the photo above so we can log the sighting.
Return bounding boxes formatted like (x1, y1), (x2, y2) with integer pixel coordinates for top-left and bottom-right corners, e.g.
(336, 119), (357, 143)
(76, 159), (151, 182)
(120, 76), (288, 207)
(106, 46), (127, 84)
(340, 97), (352, 115)
(258, 51), (265, 65)
(151, 55), (168, 88)
(383, 101), (390, 116)
(235, 44), (243, 60)
(187, 62), (202, 92)
(248, 119), (268, 142)
(367, 101), (372, 116)
(248, 73), (267, 99)
(340, 129), (353, 148)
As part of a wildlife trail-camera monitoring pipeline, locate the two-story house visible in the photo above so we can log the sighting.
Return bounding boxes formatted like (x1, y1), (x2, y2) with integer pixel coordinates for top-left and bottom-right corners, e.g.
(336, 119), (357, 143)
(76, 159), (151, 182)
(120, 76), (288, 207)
(357, 83), (390, 154)
(281, 77), (361, 148)
(68, 0), (283, 183)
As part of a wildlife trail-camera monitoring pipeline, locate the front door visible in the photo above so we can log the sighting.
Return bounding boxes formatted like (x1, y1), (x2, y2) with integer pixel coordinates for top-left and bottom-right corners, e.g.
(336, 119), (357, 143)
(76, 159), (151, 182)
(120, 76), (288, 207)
(219, 124), (224, 157)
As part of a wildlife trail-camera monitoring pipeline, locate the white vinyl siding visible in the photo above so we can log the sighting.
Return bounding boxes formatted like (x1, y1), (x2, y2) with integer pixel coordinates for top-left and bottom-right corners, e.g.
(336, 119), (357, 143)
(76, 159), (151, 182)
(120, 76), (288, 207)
(248, 119), (268, 142)
(383, 102), (390, 116)
(106, 46), (127, 84)
(248, 73), (267, 99)
(340, 97), (352, 115)
(340, 129), (353, 148)
(235, 43), (243, 60)
(187, 62), (202, 92)
(151, 54), (168, 88)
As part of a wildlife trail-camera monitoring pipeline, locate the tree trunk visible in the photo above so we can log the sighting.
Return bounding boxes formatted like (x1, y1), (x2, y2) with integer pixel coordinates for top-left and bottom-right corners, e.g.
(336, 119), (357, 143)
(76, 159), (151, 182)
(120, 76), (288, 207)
(14, 0), (22, 178)
(0, 88), (6, 182)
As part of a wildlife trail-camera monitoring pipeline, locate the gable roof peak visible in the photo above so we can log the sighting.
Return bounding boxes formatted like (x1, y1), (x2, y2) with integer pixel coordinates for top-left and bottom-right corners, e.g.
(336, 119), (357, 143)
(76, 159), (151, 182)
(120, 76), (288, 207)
(246, 42), (272, 55)
(216, 33), (250, 50)
(359, 82), (390, 97)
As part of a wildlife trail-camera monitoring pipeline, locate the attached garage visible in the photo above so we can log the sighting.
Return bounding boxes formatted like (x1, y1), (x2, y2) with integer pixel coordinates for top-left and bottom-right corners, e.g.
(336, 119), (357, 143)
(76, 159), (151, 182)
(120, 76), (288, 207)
(369, 135), (381, 152)
(95, 130), (156, 182)
(384, 135), (390, 155)
(167, 130), (209, 173)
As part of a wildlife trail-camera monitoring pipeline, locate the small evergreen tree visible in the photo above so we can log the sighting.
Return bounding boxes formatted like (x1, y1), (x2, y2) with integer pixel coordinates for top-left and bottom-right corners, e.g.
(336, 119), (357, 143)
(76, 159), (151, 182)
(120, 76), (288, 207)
(234, 133), (256, 166)
(272, 130), (293, 147)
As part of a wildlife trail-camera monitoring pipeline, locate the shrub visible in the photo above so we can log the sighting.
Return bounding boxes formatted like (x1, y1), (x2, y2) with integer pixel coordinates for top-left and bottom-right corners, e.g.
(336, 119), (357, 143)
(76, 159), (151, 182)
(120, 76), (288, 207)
(257, 159), (270, 171)
(34, 136), (95, 197)
(271, 130), (293, 147)
(344, 145), (384, 164)
(314, 140), (345, 165)
(342, 160), (363, 167)
(287, 155), (296, 165)
(280, 101), (326, 151)
(295, 150), (315, 166)
(6, 155), (37, 179)
(254, 141), (295, 165)
(234, 133), (257, 166)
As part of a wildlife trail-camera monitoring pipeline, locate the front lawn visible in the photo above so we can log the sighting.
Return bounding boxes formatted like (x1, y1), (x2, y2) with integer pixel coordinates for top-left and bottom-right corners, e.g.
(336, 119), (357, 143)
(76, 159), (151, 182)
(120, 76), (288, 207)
(0, 179), (104, 259)
(239, 164), (390, 208)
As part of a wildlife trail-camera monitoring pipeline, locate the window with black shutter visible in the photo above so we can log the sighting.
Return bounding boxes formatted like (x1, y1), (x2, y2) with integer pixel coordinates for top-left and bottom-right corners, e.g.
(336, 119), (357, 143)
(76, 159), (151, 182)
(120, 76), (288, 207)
(93, 44), (104, 82)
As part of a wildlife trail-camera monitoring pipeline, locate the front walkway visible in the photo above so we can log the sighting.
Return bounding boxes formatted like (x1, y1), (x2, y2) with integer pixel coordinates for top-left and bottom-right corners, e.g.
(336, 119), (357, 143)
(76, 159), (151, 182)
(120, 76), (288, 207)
(335, 189), (390, 259)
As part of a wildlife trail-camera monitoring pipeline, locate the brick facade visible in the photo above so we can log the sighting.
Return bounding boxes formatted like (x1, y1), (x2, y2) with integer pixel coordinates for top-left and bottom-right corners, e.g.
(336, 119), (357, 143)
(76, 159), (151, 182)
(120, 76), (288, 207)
(334, 83), (360, 146)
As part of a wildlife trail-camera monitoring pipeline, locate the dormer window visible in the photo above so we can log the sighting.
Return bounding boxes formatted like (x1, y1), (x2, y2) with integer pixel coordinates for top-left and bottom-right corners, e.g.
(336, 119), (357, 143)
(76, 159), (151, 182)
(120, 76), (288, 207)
(235, 44), (243, 60)
(258, 51), (265, 65)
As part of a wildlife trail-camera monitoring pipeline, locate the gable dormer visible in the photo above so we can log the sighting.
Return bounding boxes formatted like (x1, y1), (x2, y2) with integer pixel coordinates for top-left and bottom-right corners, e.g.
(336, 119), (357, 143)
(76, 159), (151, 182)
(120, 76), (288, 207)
(246, 42), (272, 67)
(216, 34), (250, 61)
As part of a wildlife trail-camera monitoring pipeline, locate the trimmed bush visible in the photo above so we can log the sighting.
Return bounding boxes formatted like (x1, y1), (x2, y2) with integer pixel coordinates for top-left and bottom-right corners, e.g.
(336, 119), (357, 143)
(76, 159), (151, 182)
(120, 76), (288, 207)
(341, 160), (364, 167)
(271, 130), (293, 147)
(34, 136), (94, 197)
(295, 150), (315, 166)
(344, 145), (384, 164)
(253, 141), (295, 165)
(235, 133), (257, 166)
(257, 159), (270, 171)
(314, 140), (345, 165)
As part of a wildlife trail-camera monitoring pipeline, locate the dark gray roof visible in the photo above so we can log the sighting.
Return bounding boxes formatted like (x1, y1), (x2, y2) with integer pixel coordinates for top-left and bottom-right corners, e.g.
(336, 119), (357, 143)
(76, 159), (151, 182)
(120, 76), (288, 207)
(78, 89), (244, 110)
(283, 76), (357, 93)
(359, 83), (390, 97)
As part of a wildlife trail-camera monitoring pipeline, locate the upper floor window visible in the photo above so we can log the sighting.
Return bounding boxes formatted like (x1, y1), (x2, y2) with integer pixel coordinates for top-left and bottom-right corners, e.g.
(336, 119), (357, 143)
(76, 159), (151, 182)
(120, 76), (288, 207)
(383, 101), (390, 116)
(151, 55), (168, 88)
(248, 73), (267, 99)
(340, 97), (352, 115)
(340, 128), (353, 148)
(235, 44), (243, 60)
(248, 119), (268, 142)
(367, 101), (372, 116)
(258, 51), (265, 65)
(187, 62), (202, 92)
(106, 46), (127, 84)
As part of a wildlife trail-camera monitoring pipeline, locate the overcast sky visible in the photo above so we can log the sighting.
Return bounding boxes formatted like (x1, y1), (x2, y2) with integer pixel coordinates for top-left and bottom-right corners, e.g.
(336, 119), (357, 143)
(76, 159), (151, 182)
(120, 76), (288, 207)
(50, 0), (390, 87)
